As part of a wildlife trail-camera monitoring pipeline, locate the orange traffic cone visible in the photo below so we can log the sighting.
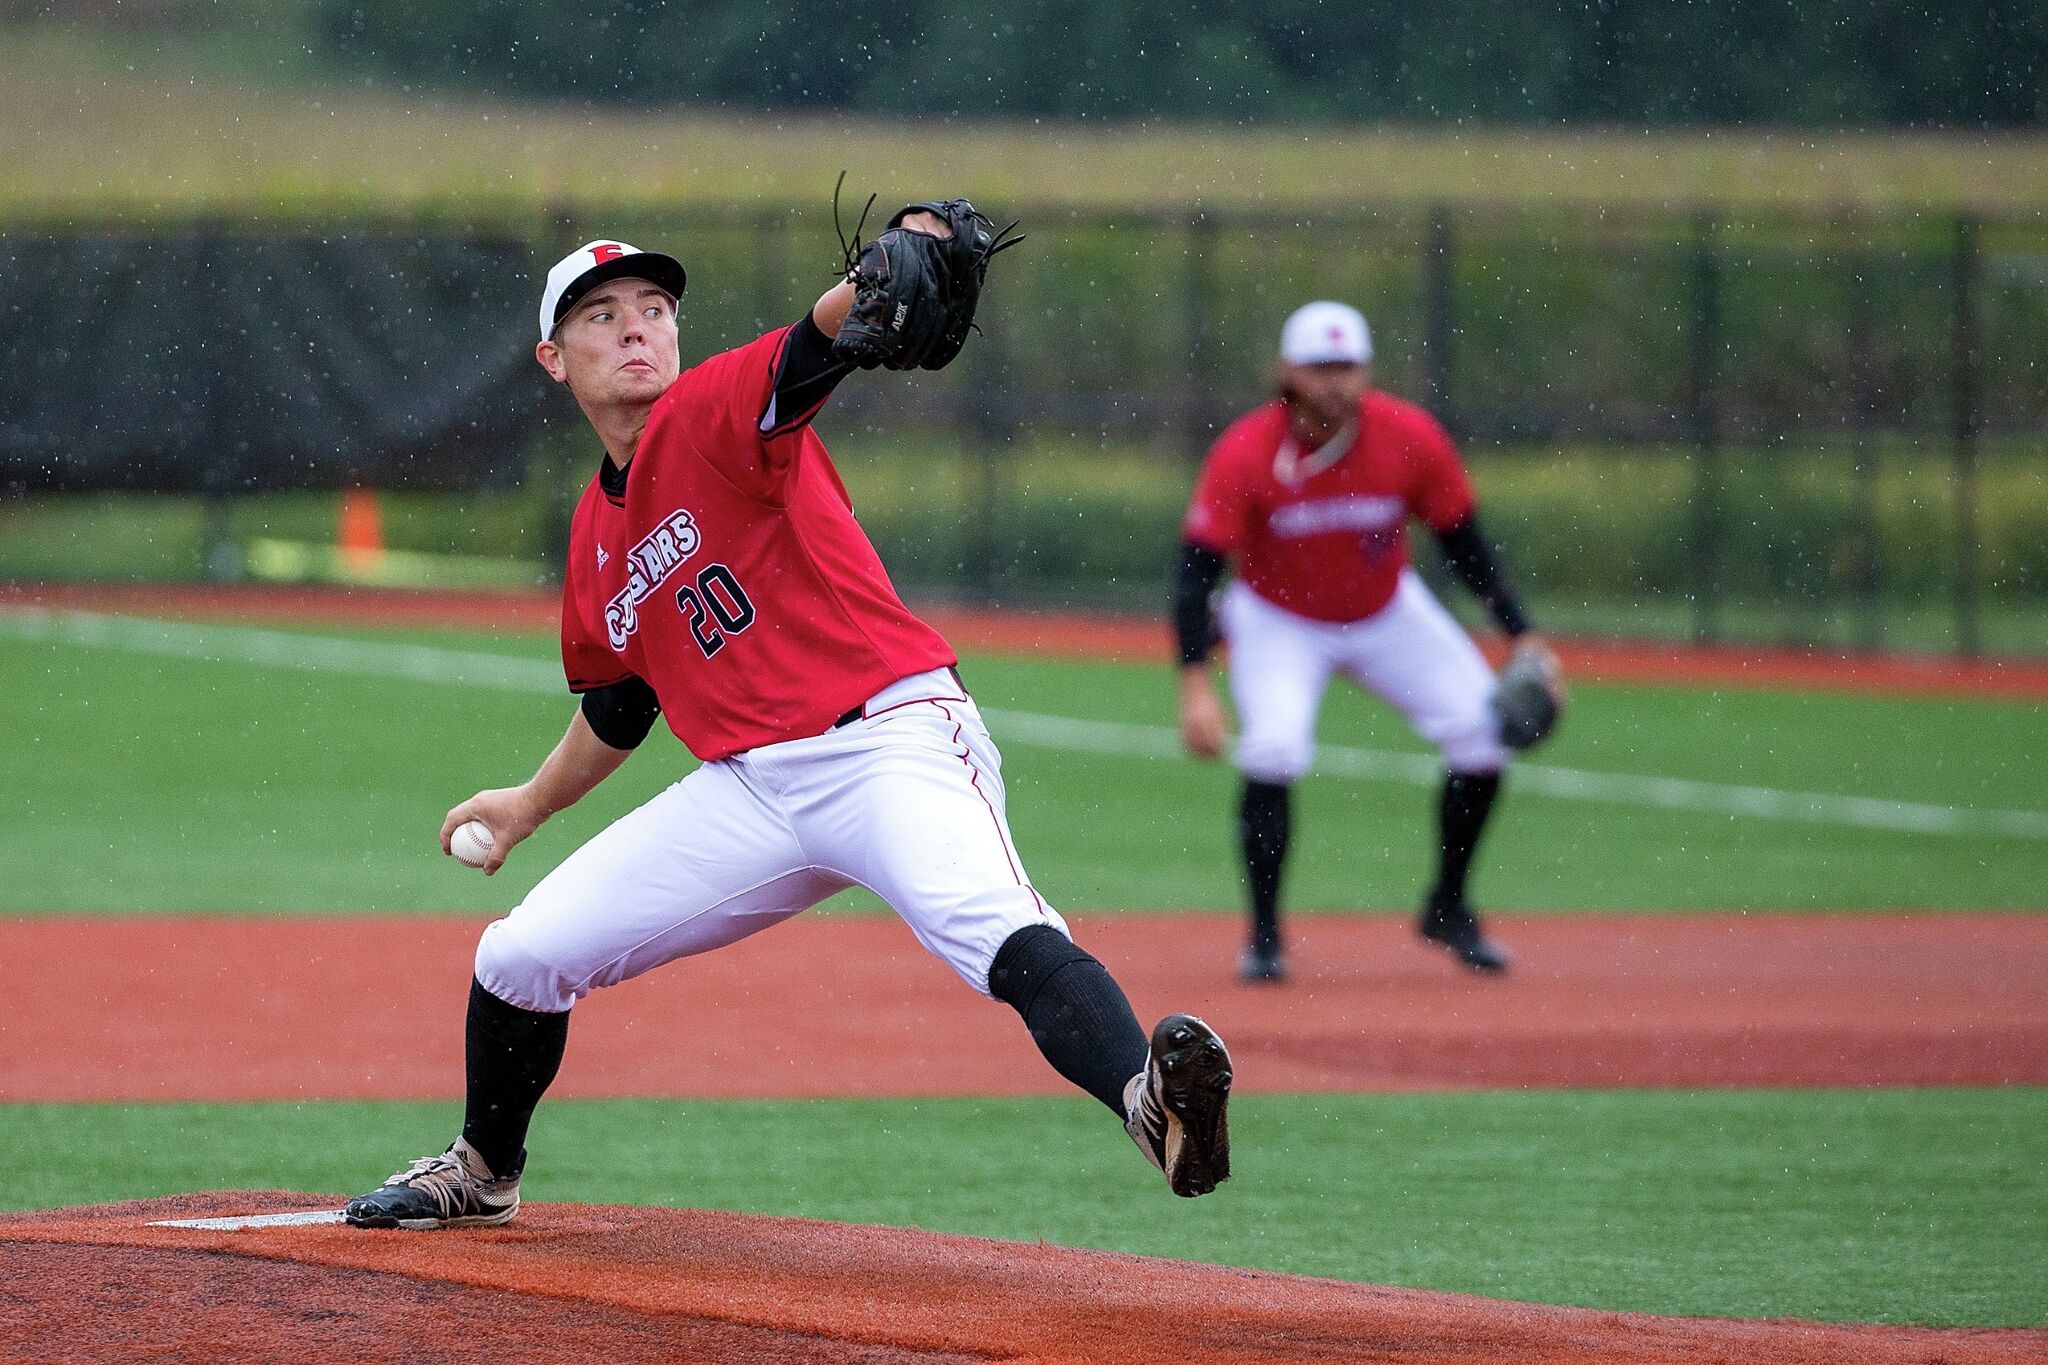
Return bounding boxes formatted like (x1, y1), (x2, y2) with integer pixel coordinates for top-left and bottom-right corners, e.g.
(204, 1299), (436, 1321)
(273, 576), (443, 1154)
(338, 487), (386, 573)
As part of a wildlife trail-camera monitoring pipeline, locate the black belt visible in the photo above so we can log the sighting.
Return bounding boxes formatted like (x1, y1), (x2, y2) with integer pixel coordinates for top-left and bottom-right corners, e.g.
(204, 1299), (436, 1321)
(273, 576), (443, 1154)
(830, 666), (966, 731)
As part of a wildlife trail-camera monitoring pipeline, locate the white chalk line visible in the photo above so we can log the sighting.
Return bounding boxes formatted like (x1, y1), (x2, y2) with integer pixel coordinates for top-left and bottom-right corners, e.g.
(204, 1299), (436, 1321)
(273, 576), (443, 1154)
(5, 606), (2044, 843)
(148, 1210), (345, 1230)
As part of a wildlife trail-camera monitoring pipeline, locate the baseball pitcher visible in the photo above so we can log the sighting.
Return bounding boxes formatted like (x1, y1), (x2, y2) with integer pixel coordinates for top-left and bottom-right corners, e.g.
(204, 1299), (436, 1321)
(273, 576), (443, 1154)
(345, 198), (1231, 1229)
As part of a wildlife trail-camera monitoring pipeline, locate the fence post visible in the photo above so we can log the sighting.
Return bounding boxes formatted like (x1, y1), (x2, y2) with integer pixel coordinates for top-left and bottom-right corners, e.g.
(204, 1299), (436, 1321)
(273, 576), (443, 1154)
(1183, 211), (1217, 460)
(1687, 212), (1724, 643)
(1847, 240), (1884, 650)
(196, 216), (245, 581)
(755, 203), (790, 335)
(1423, 207), (1457, 435)
(534, 200), (582, 580)
(1950, 215), (1982, 657)
(966, 320), (1011, 603)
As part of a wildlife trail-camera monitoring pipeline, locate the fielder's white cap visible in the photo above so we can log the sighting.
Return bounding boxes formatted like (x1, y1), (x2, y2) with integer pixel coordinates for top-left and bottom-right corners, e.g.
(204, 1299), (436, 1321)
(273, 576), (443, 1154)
(1279, 300), (1372, 366)
(538, 239), (688, 342)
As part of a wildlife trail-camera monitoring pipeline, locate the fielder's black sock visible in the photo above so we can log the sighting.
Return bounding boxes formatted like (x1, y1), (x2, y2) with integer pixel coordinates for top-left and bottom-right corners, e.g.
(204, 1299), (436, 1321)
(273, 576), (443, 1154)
(460, 976), (569, 1179)
(1238, 779), (1292, 952)
(988, 925), (1150, 1116)
(1433, 770), (1503, 906)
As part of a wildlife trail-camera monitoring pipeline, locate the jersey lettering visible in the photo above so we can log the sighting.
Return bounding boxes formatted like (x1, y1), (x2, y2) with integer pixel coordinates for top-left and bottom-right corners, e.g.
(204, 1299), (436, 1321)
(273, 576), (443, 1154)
(1268, 495), (1404, 539)
(699, 564), (757, 632)
(605, 508), (702, 649)
(674, 563), (757, 659)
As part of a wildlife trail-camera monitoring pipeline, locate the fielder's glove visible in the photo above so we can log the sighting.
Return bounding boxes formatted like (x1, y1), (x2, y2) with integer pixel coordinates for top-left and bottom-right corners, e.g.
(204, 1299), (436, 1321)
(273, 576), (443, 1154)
(830, 178), (1023, 372)
(1493, 641), (1566, 750)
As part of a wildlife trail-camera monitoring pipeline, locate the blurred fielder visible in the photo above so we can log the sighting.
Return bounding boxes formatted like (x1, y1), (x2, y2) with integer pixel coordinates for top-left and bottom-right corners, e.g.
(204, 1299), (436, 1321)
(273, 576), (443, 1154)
(1174, 301), (1563, 983)
(344, 196), (1232, 1229)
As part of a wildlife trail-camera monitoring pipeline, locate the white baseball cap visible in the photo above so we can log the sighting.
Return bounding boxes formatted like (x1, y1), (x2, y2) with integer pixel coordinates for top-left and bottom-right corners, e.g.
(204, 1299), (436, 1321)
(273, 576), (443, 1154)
(1279, 300), (1373, 366)
(537, 239), (688, 342)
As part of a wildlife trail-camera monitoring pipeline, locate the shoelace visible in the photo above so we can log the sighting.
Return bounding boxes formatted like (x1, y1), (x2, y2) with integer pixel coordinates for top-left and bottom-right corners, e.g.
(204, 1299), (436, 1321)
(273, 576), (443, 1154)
(381, 1152), (474, 1218)
(1128, 1078), (1169, 1155)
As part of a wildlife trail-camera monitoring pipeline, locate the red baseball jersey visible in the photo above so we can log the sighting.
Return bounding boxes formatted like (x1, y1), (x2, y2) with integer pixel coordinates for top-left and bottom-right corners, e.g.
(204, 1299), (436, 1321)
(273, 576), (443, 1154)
(1183, 390), (1476, 623)
(560, 326), (956, 760)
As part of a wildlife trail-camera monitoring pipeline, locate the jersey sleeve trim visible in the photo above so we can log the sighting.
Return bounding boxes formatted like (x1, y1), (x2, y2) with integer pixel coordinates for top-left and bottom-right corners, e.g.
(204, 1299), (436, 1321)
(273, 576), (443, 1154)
(566, 671), (634, 693)
(1171, 541), (1228, 665)
(580, 674), (662, 749)
(759, 314), (851, 440)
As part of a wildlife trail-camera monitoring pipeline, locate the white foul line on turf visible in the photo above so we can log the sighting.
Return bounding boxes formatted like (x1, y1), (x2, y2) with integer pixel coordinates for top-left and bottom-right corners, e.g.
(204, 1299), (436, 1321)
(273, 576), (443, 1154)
(1, 606), (561, 692)
(972, 708), (2048, 841)
(6, 606), (2045, 843)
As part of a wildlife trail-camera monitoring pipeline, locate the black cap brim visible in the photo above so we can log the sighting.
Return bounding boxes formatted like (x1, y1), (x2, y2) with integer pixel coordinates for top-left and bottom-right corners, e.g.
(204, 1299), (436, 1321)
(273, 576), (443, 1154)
(553, 252), (689, 331)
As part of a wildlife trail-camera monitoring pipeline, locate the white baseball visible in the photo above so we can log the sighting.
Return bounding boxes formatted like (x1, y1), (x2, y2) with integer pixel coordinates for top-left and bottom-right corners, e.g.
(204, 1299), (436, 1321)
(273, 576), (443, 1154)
(450, 820), (495, 869)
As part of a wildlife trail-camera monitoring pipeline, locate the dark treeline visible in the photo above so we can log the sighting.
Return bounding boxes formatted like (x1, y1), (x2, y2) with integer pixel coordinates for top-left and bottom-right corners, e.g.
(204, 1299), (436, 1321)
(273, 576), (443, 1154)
(318, 0), (2044, 128)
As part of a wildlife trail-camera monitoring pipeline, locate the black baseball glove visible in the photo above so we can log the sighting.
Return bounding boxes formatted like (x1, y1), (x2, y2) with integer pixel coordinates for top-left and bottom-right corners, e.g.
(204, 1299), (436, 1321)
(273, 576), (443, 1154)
(1493, 642), (1567, 750)
(831, 179), (1023, 372)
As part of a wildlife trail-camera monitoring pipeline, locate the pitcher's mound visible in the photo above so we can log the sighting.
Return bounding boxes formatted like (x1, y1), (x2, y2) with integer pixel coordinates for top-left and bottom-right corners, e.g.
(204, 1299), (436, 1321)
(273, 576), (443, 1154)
(2, 1193), (2039, 1363)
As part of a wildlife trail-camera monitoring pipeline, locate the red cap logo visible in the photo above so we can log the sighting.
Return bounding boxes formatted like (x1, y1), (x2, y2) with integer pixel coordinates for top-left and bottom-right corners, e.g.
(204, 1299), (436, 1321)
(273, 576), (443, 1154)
(590, 243), (626, 264)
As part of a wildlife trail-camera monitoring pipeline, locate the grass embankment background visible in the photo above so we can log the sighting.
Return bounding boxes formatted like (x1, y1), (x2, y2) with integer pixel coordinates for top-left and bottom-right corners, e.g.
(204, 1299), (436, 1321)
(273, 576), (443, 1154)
(5, 22), (2048, 217)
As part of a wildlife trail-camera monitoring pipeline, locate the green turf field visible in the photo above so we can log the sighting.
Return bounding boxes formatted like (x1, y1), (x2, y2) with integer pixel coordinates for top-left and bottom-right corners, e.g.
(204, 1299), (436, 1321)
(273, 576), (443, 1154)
(2, 1089), (2042, 1327)
(4, 606), (2045, 1328)
(1, 610), (2042, 912)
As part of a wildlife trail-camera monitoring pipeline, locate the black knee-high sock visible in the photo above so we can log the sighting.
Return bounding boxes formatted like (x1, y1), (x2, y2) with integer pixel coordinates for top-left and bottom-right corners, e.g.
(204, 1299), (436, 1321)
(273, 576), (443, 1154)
(460, 977), (569, 1178)
(1434, 770), (1503, 905)
(988, 925), (1150, 1116)
(1238, 779), (1292, 951)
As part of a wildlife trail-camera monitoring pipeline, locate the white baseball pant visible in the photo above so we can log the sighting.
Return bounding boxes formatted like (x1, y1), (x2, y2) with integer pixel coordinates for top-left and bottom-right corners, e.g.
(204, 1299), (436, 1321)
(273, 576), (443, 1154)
(475, 668), (1069, 1014)
(1221, 571), (1507, 784)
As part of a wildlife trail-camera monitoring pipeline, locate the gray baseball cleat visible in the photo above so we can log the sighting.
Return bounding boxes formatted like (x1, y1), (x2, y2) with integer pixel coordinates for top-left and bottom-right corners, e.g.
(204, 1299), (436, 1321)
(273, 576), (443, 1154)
(343, 1137), (522, 1230)
(1124, 1013), (1233, 1197)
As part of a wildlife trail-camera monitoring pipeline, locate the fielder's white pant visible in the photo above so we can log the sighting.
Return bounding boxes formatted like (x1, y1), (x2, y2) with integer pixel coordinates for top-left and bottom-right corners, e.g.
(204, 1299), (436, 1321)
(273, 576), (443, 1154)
(475, 668), (1069, 1014)
(1221, 571), (1507, 785)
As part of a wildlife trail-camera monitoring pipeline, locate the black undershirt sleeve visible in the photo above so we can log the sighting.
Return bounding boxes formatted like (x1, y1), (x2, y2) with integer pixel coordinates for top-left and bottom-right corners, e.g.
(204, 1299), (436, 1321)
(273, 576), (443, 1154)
(1433, 513), (1534, 638)
(1172, 541), (1228, 666)
(579, 674), (662, 751)
(759, 312), (853, 439)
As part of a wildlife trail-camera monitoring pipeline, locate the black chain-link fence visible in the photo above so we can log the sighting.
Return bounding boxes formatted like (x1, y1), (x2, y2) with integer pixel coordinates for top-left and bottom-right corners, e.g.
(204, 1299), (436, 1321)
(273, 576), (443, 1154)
(2, 203), (2042, 654)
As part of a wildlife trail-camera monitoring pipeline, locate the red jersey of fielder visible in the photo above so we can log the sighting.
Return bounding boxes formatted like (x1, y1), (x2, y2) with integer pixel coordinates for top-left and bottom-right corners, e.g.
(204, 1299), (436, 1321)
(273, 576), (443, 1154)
(1183, 389), (1476, 623)
(560, 325), (955, 761)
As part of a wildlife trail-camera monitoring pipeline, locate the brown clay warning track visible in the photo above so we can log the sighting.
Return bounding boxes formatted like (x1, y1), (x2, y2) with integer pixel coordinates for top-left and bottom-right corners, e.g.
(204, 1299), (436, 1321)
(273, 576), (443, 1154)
(13, 581), (2048, 699)
(4, 1195), (2042, 1364)
(4, 912), (2045, 1103)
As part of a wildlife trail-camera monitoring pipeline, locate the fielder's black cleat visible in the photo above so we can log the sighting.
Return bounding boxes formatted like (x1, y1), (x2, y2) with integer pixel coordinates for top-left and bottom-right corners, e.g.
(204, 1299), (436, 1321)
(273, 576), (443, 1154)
(1418, 893), (1511, 973)
(1125, 1013), (1233, 1197)
(1237, 941), (1288, 984)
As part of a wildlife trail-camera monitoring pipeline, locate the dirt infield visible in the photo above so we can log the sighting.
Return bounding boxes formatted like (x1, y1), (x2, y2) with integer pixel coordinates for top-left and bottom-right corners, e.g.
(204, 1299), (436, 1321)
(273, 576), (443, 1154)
(4, 1195), (2042, 1364)
(5, 912), (2045, 1103)
(13, 581), (2048, 699)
